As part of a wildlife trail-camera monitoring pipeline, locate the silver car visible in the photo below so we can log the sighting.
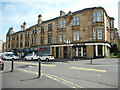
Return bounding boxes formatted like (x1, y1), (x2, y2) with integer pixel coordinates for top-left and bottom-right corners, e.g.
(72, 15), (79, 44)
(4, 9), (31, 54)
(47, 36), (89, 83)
(0, 59), (4, 70)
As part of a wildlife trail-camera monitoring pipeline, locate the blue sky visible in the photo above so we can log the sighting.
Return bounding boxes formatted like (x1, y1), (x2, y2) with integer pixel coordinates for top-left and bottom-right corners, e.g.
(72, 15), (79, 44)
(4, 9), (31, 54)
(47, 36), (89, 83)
(0, 0), (119, 42)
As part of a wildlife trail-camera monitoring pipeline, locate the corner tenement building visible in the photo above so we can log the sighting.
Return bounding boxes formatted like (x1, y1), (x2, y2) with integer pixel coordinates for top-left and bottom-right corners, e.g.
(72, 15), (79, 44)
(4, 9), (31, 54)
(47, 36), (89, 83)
(6, 7), (119, 58)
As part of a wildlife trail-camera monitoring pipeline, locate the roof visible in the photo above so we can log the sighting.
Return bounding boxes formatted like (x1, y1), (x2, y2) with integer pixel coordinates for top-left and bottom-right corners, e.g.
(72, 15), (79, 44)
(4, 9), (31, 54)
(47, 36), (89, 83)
(7, 6), (111, 35)
(42, 7), (105, 23)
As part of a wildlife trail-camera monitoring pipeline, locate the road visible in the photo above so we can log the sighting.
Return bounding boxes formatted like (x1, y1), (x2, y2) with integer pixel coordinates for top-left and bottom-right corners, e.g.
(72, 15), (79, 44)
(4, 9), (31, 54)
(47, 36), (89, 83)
(1, 58), (119, 88)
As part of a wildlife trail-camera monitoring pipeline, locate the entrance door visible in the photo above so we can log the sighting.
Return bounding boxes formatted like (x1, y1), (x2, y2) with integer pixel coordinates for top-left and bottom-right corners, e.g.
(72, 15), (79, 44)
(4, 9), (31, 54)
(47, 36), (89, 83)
(98, 45), (102, 56)
(64, 46), (67, 58)
(93, 45), (96, 58)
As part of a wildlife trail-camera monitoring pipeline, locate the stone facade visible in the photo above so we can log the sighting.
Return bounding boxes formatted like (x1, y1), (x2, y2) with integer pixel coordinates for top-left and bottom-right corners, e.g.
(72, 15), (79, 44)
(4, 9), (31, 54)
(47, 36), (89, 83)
(6, 7), (119, 58)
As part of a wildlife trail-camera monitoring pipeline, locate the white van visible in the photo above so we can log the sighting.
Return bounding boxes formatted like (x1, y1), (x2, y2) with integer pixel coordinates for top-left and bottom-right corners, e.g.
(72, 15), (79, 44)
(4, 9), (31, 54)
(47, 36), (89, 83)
(3, 52), (20, 60)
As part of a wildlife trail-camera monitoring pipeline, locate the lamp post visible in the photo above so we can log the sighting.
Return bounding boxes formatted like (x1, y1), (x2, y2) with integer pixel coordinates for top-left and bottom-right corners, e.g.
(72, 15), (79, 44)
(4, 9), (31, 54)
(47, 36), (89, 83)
(66, 40), (70, 62)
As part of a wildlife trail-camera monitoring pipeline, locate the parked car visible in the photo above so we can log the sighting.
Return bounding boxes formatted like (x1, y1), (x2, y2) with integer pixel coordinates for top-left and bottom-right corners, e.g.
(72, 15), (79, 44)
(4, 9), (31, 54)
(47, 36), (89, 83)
(3, 54), (20, 60)
(0, 59), (4, 70)
(40, 54), (55, 61)
(0, 54), (3, 59)
(24, 54), (39, 60)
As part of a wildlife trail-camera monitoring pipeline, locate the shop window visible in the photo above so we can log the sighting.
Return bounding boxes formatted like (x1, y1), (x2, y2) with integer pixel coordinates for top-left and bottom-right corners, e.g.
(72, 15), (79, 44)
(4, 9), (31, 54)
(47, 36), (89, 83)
(83, 46), (86, 56)
(78, 47), (81, 56)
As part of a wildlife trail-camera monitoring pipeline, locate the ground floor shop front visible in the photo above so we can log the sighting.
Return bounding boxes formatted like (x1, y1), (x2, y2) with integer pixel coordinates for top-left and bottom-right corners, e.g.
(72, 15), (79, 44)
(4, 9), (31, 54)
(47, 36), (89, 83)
(7, 42), (111, 59)
(51, 42), (111, 59)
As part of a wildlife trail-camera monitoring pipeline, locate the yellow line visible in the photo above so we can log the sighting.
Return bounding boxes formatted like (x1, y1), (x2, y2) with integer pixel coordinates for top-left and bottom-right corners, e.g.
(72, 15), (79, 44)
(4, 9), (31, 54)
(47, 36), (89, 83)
(18, 69), (83, 88)
(69, 67), (107, 72)
(4, 61), (56, 67)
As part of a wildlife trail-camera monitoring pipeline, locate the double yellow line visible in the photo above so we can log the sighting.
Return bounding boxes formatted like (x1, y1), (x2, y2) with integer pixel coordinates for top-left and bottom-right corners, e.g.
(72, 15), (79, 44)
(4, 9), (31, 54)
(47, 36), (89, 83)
(69, 67), (107, 72)
(18, 69), (83, 88)
(4, 61), (56, 67)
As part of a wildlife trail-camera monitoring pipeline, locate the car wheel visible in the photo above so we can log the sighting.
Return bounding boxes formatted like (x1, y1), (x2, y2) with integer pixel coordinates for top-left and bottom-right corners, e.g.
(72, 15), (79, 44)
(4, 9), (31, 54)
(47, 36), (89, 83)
(31, 58), (33, 61)
(24, 58), (27, 61)
(46, 58), (49, 62)
(2, 64), (4, 70)
(38, 58), (41, 61)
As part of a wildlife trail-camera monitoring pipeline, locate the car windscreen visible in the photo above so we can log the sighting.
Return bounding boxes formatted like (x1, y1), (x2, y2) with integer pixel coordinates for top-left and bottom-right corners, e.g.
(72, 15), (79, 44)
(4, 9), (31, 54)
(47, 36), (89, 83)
(27, 54), (32, 56)
(5, 54), (14, 57)
(43, 55), (52, 56)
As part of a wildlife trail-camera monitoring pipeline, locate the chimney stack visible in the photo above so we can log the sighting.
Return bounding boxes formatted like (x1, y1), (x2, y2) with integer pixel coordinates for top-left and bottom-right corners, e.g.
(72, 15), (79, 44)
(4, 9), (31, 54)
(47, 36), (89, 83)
(7, 27), (14, 35)
(60, 10), (66, 17)
(38, 14), (42, 24)
(21, 25), (23, 30)
(23, 21), (26, 30)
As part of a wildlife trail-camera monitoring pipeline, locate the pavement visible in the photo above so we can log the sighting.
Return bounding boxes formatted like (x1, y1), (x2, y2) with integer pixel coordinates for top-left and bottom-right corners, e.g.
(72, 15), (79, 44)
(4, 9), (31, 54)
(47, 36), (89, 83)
(1, 58), (119, 89)
(2, 63), (70, 89)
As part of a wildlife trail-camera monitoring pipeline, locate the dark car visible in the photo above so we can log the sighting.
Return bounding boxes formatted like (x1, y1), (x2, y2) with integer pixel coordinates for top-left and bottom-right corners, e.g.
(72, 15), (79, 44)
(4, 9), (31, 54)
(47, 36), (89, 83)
(0, 59), (4, 70)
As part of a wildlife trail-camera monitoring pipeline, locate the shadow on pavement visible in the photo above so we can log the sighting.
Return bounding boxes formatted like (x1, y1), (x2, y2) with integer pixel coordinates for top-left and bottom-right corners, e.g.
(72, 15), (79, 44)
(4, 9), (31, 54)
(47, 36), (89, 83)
(20, 77), (40, 81)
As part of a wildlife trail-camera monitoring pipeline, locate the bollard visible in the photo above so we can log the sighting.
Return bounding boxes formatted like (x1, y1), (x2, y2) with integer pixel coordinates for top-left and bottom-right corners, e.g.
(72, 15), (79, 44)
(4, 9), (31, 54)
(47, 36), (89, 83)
(38, 58), (41, 78)
(91, 57), (92, 64)
(10, 58), (14, 72)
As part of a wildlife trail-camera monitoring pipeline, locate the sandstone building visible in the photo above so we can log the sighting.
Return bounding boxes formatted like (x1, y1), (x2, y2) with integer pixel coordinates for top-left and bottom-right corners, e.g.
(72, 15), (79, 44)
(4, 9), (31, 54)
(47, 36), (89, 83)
(6, 7), (119, 58)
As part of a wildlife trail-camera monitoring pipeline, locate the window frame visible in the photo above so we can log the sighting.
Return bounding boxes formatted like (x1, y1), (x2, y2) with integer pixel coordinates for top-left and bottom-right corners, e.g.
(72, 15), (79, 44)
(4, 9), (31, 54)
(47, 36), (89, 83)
(41, 36), (44, 44)
(48, 35), (52, 43)
(41, 26), (44, 33)
(59, 32), (63, 42)
(73, 31), (80, 41)
(93, 29), (96, 39)
(73, 16), (80, 26)
(48, 23), (52, 31)
(98, 28), (102, 39)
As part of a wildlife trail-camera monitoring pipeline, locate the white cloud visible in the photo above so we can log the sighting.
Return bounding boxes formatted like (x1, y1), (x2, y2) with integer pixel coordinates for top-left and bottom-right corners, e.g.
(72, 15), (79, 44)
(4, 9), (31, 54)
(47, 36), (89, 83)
(1, 0), (119, 42)
(1, 0), (72, 3)
(4, 4), (15, 11)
